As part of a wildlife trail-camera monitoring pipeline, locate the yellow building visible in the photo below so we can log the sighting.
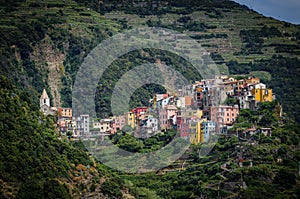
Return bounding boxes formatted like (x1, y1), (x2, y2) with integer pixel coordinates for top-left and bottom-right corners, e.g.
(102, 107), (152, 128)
(126, 112), (136, 129)
(199, 118), (208, 144)
(189, 120), (197, 144)
(185, 109), (203, 118)
(198, 121), (204, 143)
(196, 109), (203, 119)
(190, 119), (207, 144)
(186, 109), (204, 144)
(190, 121), (201, 144)
(153, 95), (157, 109)
(252, 88), (273, 102)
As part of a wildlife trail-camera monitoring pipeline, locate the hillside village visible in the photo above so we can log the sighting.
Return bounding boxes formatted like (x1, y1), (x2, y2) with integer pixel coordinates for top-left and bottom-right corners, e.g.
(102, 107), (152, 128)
(40, 75), (276, 144)
(1, 0), (299, 197)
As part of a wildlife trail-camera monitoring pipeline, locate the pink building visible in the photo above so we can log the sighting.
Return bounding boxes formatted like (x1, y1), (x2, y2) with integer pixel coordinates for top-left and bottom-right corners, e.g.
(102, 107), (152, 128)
(110, 120), (117, 134)
(58, 120), (67, 132)
(115, 114), (126, 131)
(176, 110), (190, 138)
(109, 114), (126, 134)
(158, 104), (178, 130)
(166, 105), (177, 127)
(159, 109), (168, 130)
(210, 105), (239, 132)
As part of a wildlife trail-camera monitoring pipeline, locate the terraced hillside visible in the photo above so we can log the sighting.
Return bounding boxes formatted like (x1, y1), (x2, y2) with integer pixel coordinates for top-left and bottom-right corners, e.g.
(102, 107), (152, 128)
(100, 0), (300, 121)
(1, 0), (299, 121)
(0, 0), (300, 198)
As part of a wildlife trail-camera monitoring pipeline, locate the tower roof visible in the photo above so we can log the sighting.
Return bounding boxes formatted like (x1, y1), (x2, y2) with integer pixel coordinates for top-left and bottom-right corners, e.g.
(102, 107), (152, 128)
(40, 89), (49, 99)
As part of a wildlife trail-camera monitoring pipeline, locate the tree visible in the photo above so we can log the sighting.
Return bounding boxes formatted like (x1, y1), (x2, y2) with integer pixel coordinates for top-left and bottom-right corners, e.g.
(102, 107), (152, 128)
(274, 169), (296, 188)
(122, 125), (133, 133)
(117, 134), (144, 152)
(43, 179), (71, 199)
(16, 180), (43, 199)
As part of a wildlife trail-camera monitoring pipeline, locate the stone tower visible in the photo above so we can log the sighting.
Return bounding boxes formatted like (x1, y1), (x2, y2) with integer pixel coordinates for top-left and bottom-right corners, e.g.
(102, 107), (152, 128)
(40, 89), (50, 107)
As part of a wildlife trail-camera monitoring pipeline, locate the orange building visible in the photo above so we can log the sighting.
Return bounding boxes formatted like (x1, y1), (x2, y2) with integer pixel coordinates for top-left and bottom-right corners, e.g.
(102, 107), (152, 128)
(184, 96), (194, 107)
(58, 107), (72, 118)
(246, 77), (260, 84)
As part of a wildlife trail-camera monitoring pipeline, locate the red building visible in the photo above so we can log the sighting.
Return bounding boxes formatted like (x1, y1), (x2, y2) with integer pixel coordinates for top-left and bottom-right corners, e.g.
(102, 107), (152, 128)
(132, 107), (148, 127)
(132, 107), (147, 118)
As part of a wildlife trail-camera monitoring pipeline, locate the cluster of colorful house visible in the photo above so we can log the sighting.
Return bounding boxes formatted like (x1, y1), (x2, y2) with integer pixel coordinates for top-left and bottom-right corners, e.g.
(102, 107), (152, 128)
(40, 75), (274, 144)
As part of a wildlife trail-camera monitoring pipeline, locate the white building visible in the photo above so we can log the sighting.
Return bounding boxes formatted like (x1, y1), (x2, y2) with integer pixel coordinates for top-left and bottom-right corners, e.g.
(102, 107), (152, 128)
(175, 97), (186, 108)
(140, 115), (159, 136)
(76, 114), (90, 136)
(237, 88), (255, 109)
(252, 83), (266, 90)
(40, 89), (56, 115)
(203, 121), (216, 142)
(99, 119), (112, 134)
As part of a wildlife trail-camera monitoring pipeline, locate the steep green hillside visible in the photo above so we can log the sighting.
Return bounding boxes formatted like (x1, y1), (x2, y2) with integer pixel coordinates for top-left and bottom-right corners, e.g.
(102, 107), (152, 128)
(1, 0), (300, 121)
(0, 75), (129, 198)
(0, 0), (121, 108)
(115, 102), (300, 198)
(98, 0), (300, 121)
(0, 0), (300, 198)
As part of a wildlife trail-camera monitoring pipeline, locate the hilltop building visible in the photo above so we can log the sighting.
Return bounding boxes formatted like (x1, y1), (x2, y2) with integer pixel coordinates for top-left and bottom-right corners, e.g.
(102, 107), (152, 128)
(40, 89), (56, 115)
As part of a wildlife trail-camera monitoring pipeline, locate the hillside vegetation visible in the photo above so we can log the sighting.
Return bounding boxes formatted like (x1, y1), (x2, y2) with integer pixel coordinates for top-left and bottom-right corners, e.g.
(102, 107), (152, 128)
(0, 76), (130, 198)
(0, 0), (300, 120)
(115, 101), (300, 198)
(0, 0), (300, 198)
